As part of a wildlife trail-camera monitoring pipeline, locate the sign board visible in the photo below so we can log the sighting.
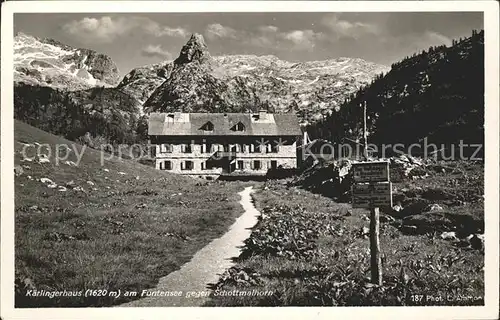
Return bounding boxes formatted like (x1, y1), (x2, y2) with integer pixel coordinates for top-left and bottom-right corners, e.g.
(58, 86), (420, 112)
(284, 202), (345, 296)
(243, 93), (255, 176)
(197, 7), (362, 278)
(352, 161), (390, 183)
(352, 182), (393, 208)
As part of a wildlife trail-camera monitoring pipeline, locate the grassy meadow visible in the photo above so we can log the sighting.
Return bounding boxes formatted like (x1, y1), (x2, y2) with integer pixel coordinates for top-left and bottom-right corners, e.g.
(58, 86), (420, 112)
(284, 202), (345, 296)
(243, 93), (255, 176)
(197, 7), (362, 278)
(14, 120), (252, 307)
(207, 161), (484, 306)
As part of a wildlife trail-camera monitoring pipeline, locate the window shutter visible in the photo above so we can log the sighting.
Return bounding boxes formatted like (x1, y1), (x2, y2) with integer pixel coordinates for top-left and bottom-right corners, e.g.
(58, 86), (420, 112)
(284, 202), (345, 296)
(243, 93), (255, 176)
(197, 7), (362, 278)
(202, 144), (206, 153)
(159, 161), (164, 170)
(250, 144), (254, 153)
(181, 161), (185, 170)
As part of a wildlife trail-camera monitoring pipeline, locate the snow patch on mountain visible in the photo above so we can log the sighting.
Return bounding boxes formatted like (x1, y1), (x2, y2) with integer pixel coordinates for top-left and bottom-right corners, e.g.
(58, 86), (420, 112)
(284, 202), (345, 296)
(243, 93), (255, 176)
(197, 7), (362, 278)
(14, 32), (120, 91)
(119, 34), (390, 124)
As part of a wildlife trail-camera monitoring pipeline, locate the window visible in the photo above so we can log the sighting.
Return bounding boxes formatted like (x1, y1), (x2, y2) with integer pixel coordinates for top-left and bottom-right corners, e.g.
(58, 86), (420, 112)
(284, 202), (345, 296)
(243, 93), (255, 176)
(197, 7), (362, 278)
(270, 160), (278, 170)
(181, 160), (194, 171)
(230, 144), (242, 153)
(202, 143), (214, 153)
(253, 160), (261, 170)
(160, 144), (173, 153)
(250, 143), (262, 153)
(271, 141), (279, 153)
(237, 160), (244, 170)
(182, 144), (192, 153)
(160, 160), (172, 170)
(200, 121), (214, 131)
(230, 122), (245, 132)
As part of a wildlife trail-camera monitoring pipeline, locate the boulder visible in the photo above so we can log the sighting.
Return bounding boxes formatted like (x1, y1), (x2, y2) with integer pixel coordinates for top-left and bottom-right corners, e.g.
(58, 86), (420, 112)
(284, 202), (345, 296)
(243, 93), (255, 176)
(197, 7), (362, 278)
(361, 226), (369, 236)
(399, 199), (430, 217)
(469, 234), (484, 250)
(422, 188), (454, 201)
(40, 177), (54, 185)
(392, 204), (403, 212)
(440, 231), (458, 241)
(425, 203), (444, 212)
(380, 214), (396, 223)
(402, 211), (454, 235)
(66, 180), (76, 188)
(14, 165), (24, 177)
(401, 224), (418, 235)
(37, 155), (50, 164)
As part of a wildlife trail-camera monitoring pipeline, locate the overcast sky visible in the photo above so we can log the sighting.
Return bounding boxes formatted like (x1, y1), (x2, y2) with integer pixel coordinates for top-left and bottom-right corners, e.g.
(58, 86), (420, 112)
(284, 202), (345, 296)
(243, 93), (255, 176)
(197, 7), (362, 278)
(14, 12), (483, 77)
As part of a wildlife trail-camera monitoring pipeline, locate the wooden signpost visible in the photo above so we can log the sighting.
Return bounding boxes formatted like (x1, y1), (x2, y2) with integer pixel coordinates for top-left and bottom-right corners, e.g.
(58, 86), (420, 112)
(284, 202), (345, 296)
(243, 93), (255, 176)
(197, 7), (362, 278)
(352, 161), (392, 286)
(350, 102), (392, 286)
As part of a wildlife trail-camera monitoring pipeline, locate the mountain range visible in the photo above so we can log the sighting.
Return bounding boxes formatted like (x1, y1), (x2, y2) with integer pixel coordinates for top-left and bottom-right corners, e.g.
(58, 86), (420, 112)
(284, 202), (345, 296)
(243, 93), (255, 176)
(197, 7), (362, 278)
(14, 32), (388, 127)
(14, 32), (120, 90)
(13, 30), (483, 152)
(308, 29), (484, 150)
(120, 33), (389, 125)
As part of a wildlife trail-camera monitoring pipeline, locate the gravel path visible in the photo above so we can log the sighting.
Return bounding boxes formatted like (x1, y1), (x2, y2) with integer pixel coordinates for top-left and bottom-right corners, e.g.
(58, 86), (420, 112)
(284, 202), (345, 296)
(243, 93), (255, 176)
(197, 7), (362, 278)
(119, 186), (260, 307)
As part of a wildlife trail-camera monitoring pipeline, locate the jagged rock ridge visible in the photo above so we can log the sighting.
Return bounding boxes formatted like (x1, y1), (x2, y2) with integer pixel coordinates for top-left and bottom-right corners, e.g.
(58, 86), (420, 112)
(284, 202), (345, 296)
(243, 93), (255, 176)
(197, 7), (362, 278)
(14, 32), (120, 91)
(120, 33), (389, 125)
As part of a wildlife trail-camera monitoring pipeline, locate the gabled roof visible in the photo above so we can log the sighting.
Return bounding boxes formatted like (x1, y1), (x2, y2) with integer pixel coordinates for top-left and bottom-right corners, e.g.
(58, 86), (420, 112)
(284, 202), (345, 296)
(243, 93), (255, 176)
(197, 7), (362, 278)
(148, 112), (302, 136)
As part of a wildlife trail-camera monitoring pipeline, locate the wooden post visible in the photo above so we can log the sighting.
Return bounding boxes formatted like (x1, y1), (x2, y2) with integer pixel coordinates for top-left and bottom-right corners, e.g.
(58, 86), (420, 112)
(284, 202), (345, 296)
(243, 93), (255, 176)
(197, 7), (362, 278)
(370, 206), (382, 285)
(363, 101), (368, 161)
(363, 101), (383, 285)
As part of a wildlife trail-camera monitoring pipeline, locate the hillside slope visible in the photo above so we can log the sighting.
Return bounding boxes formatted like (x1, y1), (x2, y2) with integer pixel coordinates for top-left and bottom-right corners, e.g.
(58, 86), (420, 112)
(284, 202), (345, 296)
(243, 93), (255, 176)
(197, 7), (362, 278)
(14, 120), (248, 307)
(14, 84), (144, 147)
(308, 30), (484, 148)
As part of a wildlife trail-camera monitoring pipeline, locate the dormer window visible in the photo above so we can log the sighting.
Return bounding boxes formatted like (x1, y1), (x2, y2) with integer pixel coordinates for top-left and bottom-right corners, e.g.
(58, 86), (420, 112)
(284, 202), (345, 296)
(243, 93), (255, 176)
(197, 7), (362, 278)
(200, 121), (214, 132)
(231, 122), (245, 132)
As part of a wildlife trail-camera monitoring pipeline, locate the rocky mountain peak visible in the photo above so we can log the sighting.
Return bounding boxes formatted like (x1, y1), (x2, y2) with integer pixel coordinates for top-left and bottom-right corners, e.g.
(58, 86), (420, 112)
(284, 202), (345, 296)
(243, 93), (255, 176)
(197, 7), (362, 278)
(14, 32), (120, 90)
(174, 33), (212, 65)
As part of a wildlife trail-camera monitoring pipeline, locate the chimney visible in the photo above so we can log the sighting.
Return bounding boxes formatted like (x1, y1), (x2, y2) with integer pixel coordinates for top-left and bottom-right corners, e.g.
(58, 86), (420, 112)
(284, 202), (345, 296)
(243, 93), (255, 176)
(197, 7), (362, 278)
(165, 113), (175, 122)
(258, 109), (267, 120)
(303, 131), (309, 145)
